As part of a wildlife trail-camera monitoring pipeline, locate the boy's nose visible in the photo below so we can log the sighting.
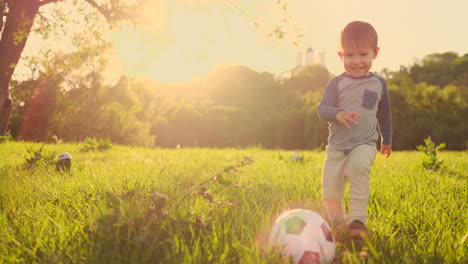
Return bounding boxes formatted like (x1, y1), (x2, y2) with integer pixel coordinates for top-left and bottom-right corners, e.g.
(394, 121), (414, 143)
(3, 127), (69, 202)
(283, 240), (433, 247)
(351, 57), (361, 64)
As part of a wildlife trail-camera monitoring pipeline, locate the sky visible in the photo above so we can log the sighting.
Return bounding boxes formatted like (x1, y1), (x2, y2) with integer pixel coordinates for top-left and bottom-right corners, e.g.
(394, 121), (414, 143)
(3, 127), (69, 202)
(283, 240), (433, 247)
(21, 0), (468, 83)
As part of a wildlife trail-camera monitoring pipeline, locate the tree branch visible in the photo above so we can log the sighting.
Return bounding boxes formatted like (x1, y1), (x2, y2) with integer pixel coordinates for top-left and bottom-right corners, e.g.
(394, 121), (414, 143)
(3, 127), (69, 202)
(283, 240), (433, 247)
(83, 0), (113, 27)
(38, 0), (60, 7)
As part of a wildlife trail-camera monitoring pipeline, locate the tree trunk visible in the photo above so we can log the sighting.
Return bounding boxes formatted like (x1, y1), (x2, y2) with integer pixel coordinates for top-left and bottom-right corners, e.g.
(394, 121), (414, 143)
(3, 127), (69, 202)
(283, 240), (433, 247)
(0, 0), (39, 136)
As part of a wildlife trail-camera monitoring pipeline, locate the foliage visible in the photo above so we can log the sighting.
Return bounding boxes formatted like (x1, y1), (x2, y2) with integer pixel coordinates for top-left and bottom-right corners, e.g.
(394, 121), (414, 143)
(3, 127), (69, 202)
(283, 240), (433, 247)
(80, 137), (113, 152)
(387, 54), (468, 150)
(0, 130), (12, 143)
(7, 49), (468, 150)
(10, 37), (155, 146)
(410, 52), (459, 87)
(417, 136), (446, 171)
(0, 0), (156, 137)
(22, 144), (56, 170)
(283, 64), (331, 93)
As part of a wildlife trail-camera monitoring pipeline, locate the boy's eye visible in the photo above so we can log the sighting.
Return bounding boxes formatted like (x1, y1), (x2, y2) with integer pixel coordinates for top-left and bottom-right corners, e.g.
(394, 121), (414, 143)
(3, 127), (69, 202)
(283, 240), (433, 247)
(361, 53), (368, 56)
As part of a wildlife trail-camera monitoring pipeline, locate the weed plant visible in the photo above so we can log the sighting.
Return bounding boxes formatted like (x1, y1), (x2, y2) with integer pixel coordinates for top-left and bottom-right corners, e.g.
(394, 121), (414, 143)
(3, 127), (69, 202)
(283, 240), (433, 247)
(417, 136), (446, 171)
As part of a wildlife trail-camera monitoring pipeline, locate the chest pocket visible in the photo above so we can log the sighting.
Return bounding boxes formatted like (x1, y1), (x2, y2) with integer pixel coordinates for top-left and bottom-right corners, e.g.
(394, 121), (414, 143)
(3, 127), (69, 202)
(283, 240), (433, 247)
(362, 90), (378, 110)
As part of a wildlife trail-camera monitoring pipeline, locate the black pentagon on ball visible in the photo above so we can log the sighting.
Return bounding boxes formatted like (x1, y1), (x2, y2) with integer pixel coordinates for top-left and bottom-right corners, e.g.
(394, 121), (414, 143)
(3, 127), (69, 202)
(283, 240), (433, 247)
(284, 216), (306, 235)
(321, 222), (334, 242)
(299, 251), (320, 264)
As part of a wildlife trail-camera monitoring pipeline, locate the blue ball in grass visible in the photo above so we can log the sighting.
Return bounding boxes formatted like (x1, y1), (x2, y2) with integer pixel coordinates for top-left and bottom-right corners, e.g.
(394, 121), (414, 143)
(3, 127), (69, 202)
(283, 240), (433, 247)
(56, 152), (72, 171)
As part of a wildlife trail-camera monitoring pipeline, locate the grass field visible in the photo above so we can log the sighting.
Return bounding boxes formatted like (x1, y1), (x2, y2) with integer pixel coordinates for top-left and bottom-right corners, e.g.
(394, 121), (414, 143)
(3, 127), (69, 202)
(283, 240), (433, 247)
(1, 141), (467, 263)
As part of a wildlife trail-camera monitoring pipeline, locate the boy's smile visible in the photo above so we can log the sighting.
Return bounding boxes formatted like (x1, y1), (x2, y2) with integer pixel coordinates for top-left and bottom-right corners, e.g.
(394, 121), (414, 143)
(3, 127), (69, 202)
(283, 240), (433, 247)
(338, 47), (379, 78)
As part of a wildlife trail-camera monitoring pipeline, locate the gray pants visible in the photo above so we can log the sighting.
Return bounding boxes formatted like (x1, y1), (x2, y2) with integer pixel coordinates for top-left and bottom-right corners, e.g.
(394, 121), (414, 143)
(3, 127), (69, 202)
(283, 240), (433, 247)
(322, 144), (377, 225)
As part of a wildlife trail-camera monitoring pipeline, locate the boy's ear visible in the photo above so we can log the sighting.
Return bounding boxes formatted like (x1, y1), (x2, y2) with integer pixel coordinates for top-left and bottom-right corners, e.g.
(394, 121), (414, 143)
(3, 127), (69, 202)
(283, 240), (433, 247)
(373, 47), (380, 59)
(337, 51), (343, 61)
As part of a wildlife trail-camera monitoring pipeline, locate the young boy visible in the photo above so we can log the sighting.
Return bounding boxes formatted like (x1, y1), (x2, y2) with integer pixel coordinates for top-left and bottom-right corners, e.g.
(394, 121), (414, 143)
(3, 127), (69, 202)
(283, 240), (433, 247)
(317, 21), (392, 244)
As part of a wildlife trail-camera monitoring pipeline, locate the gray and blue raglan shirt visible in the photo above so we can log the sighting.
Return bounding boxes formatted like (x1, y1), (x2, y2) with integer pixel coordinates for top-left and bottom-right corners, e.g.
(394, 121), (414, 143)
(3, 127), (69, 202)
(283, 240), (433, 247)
(317, 73), (392, 150)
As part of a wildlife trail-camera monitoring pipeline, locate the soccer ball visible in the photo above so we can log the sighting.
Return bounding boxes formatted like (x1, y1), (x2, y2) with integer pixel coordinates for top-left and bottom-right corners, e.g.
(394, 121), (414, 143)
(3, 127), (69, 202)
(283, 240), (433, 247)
(56, 152), (72, 171)
(268, 209), (335, 264)
(289, 154), (304, 162)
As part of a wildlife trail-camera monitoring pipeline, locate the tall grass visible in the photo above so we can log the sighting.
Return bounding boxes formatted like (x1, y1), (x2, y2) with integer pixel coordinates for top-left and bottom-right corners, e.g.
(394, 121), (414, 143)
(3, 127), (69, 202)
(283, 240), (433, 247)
(0, 142), (467, 263)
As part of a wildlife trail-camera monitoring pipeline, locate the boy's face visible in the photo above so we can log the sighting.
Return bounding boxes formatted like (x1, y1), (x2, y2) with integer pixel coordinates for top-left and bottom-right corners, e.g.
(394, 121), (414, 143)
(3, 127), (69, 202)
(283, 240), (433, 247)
(338, 46), (379, 78)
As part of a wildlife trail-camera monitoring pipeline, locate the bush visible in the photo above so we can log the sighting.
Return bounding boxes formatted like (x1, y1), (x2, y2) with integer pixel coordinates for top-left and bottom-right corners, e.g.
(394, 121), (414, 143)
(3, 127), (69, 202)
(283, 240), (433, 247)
(417, 136), (445, 171)
(80, 137), (113, 152)
(0, 131), (12, 143)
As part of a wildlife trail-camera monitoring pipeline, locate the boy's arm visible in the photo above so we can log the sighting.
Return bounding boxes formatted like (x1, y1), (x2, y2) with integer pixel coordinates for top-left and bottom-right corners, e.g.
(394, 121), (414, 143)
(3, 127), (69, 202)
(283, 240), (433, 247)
(376, 78), (393, 156)
(317, 78), (341, 121)
(317, 77), (360, 128)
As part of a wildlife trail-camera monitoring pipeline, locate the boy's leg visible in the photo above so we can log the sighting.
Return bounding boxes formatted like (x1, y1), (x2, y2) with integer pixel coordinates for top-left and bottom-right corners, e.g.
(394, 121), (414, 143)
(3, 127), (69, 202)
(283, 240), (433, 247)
(344, 144), (377, 225)
(322, 145), (347, 226)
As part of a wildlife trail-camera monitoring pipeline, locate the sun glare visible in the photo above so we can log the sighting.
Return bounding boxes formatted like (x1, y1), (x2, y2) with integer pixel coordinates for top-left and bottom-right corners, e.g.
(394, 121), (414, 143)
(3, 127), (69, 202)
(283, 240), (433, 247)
(111, 24), (159, 77)
(110, 0), (237, 83)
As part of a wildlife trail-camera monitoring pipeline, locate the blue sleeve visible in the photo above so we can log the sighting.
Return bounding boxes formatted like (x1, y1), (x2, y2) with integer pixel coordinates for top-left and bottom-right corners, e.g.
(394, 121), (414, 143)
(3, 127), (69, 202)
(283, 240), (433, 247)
(317, 77), (341, 121)
(376, 77), (392, 145)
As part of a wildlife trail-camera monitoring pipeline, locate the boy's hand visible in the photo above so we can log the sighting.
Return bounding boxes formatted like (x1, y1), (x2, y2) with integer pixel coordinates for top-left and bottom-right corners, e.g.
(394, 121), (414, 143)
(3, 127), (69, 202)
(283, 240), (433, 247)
(336, 110), (360, 128)
(381, 144), (392, 157)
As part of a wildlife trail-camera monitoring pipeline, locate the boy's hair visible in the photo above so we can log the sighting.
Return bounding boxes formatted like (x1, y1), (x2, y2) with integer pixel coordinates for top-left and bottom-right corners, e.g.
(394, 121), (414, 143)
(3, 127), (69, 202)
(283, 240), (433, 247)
(340, 21), (378, 51)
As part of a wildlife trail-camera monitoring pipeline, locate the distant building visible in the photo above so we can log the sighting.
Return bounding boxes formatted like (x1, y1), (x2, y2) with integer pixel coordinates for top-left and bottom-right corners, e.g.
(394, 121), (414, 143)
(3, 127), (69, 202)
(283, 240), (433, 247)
(278, 46), (326, 80)
(305, 46), (315, 66)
